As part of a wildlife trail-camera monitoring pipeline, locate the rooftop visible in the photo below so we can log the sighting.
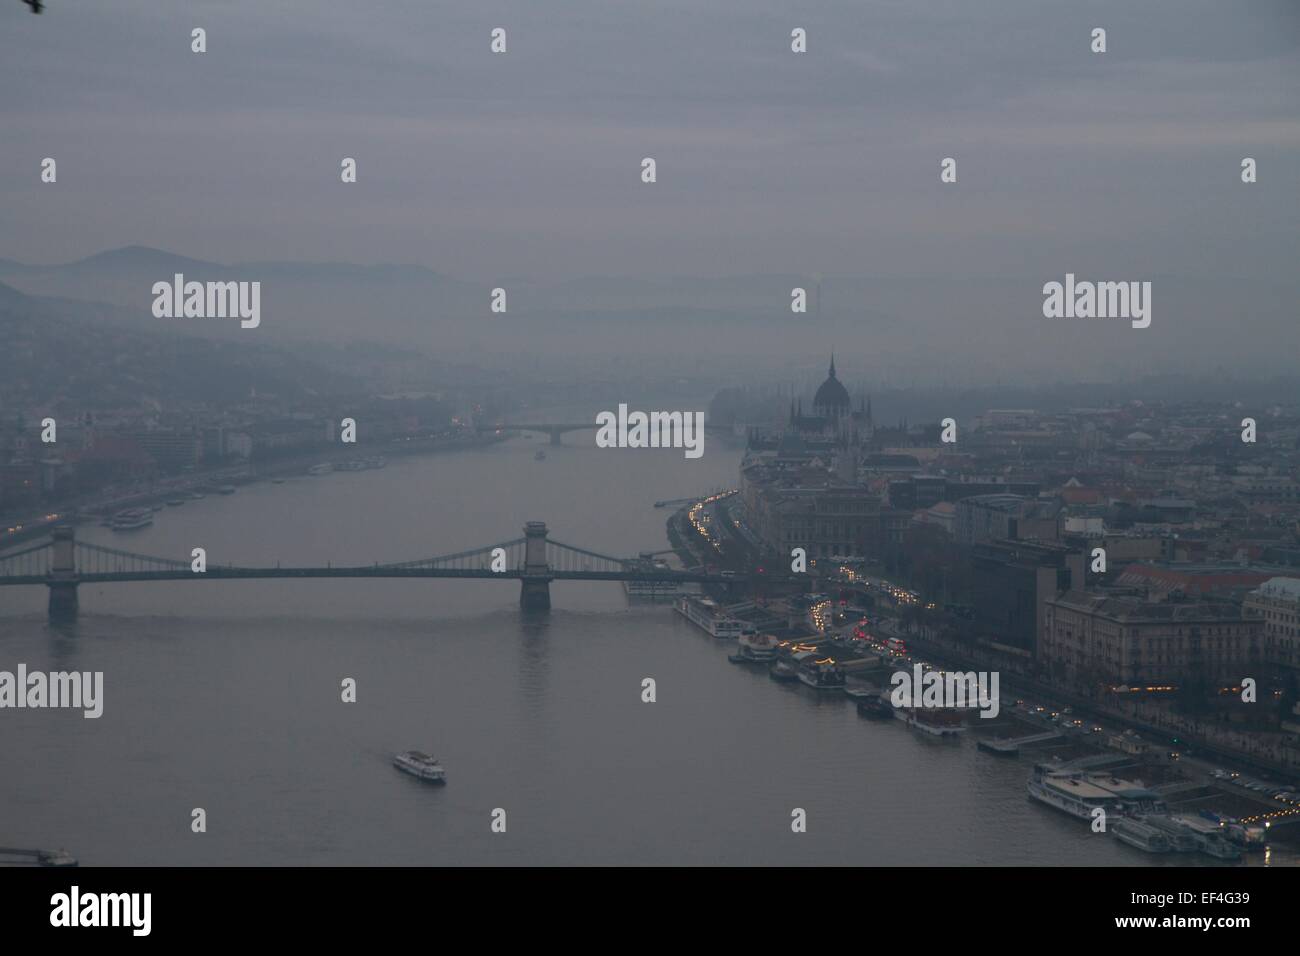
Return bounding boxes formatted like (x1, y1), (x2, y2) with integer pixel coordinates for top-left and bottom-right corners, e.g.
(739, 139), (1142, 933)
(1254, 577), (1300, 600)
(960, 493), (1026, 512)
(1050, 589), (1253, 623)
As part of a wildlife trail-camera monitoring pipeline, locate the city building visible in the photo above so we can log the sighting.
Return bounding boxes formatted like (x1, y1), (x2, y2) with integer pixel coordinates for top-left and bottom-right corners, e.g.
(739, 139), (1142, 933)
(741, 477), (882, 561)
(969, 538), (1086, 657)
(1115, 563), (1279, 601)
(787, 356), (874, 444)
(954, 494), (1059, 547)
(246, 419), (332, 457)
(132, 427), (202, 473)
(1043, 590), (1262, 686)
(1244, 577), (1300, 675)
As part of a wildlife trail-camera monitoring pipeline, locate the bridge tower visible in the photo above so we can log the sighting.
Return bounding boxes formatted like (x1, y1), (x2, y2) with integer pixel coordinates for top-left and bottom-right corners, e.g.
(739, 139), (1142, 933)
(519, 520), (552, 611)
(47, 525), (78, 622)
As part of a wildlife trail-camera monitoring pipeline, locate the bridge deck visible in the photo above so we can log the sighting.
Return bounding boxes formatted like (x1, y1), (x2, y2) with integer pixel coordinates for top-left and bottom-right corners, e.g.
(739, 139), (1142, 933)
(0, 566), (749, 585)
(0, 528), (773, 592)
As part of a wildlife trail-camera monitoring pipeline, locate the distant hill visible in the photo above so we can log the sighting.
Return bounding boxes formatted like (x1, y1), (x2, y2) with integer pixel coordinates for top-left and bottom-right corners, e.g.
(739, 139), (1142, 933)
(0, 245), (223, 281)
(0, 279), (29, 308)
(0, 246), (490, 347)
(0, 280), (361, 413)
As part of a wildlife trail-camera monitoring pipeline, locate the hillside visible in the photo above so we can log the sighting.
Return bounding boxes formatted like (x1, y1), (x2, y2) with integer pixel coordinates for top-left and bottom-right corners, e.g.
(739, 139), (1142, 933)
(0, 281), (361, 414)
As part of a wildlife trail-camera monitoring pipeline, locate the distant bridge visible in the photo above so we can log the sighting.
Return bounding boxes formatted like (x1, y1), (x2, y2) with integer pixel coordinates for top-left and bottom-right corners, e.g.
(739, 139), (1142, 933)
(480, 420), (737, 445)
(480, 422), (601, 445)
(0, 522), (756, 620)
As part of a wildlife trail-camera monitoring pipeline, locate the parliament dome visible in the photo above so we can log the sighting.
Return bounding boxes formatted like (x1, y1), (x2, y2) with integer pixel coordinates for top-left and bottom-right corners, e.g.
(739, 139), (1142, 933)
(813, 356), (851, 414)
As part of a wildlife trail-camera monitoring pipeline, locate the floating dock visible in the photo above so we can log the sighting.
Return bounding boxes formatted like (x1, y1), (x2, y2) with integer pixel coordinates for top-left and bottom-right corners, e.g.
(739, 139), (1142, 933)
(978, 730), (1064, 756)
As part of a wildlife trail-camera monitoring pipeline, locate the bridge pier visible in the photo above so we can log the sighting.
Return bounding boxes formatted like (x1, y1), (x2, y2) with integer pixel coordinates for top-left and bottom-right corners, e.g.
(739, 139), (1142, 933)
(519, 521), (552, 611)
(47, 525), (78, 623)
(48, 581), (78, 622)
(519, 578), (552, 611)
(549, 428), (562, 446)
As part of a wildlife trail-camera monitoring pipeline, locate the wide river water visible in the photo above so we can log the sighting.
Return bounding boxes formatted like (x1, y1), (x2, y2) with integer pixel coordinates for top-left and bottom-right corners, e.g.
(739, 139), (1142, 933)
(1, 435), (1291, 865)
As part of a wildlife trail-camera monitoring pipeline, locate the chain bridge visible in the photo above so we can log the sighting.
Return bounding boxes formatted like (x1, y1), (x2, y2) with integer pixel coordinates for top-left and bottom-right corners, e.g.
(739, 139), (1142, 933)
(0, 522), (744, 620)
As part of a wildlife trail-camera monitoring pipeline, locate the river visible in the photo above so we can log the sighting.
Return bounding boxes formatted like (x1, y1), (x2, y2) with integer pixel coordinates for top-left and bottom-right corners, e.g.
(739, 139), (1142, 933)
(0, 435), (1289, 865)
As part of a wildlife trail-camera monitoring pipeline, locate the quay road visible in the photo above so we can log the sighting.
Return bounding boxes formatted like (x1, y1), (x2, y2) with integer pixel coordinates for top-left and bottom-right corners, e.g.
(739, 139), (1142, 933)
(846, 568), (1300, 781)
(663, 489), (797, 612)
(666, 494), (1300, 810)
(870, 616), (1300, 820)
(677, 490), (773, 572)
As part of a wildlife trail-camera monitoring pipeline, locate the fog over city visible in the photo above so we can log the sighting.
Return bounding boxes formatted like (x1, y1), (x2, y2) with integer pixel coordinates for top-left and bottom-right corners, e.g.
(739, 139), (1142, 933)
(7, 0), (1300, 895)
(2, 0), (1298, 387)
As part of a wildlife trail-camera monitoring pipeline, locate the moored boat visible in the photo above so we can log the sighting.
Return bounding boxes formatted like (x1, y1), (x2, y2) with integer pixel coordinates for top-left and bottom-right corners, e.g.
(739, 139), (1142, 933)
(1138, 814), (1198, 853)
(1111, 817), (1172, 854)
(768, 659), (799, 682)
(794, 651), (846, 690)
(895, 705), (966, 736)
(0, 847), (79, 867)
(675, 594), (747, 638)
(1197, 811), (1264, 851)
(110, 508), (153, 531)
(1026, 763), (1166, 821)
(1028, 770), (1119, 820)
(856, 693), (895, 719)
(730, 630), (778, 663)
(1167, 814), (1242, 860)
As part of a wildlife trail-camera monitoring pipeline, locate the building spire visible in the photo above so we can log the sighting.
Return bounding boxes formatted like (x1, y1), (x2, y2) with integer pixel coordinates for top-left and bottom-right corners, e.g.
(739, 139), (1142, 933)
(828, 352), (837, 379)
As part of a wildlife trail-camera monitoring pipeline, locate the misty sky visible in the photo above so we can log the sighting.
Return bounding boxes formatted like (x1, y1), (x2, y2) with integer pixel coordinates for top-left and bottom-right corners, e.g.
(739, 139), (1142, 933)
(3, 0), (1297, 282)
(1, 1), (1298, 387)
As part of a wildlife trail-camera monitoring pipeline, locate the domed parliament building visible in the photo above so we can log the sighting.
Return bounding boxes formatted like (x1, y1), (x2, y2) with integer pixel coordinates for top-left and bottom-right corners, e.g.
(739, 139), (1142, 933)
(740, 355), (889, 562)
(786, 355), (875, 447)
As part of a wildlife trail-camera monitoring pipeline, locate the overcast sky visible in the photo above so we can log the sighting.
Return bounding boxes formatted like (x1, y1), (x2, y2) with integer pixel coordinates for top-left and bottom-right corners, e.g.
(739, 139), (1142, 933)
(3, 0), (1297, 284)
